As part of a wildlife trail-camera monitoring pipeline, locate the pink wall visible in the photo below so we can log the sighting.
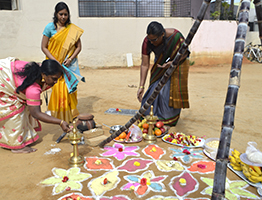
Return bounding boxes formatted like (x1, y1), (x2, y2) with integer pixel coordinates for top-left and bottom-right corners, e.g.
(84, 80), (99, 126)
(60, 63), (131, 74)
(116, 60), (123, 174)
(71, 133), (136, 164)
(190, 20), (238, 65)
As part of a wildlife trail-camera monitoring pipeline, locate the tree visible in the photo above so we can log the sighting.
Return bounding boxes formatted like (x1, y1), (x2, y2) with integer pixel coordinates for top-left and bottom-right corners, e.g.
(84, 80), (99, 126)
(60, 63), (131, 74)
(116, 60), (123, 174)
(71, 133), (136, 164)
(214, 0), (223, 19)
(230, 0), (235, 17)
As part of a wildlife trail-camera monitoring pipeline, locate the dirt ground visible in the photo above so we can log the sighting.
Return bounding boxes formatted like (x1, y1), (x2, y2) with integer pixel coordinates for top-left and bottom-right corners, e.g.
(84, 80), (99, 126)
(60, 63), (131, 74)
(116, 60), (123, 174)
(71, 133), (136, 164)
(0, 60), (262, 200)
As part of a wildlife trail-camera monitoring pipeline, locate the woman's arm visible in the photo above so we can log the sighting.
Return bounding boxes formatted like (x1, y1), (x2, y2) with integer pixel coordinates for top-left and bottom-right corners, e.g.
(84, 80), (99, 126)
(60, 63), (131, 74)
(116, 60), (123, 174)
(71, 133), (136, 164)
(63, 39), (82, 67)
(28, 105), (71, 132)
(137, 54), (150, 102)
(41, 35), (58, 61)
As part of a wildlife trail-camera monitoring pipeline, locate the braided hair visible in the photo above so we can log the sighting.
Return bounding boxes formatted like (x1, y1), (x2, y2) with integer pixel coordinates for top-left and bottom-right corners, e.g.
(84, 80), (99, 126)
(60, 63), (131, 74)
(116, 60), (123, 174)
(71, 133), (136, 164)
(146, 21), (167, 54)
(15, 59), (63, 93)
(53, 2), (71, 29)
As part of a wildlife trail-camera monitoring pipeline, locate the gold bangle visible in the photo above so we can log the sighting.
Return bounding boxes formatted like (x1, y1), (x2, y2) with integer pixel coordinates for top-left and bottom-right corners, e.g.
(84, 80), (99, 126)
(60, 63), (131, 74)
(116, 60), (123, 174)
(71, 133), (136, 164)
(139, 86), (144, 89)
(60, 120), (64, 126)
(68, 58), (72, 61)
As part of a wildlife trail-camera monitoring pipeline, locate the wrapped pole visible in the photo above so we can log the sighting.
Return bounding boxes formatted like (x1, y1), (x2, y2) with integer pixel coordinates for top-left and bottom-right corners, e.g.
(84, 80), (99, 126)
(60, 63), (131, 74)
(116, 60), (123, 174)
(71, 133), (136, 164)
(98, 0), (211, 148)
(211, 0), (250, 199)
(254, 0), (262, 45)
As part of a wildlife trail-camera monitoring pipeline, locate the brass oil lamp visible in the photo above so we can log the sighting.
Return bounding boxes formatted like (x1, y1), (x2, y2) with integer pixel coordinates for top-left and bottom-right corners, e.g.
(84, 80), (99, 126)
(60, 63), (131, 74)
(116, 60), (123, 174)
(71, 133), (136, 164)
(68, 120), (84, 167)
(143, 105), (158, 144)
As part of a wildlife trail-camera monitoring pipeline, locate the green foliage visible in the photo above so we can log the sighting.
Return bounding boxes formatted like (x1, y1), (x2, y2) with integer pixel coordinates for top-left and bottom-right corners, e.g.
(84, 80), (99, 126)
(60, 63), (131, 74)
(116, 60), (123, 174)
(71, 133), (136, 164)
(211, 11), (220, 20)
(221, 2), (230, 20)
(211, 0), (236, 20)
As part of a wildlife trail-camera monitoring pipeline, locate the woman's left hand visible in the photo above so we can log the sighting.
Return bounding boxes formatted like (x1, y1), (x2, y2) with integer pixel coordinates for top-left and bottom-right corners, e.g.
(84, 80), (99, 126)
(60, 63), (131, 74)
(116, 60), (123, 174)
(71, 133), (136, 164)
(157, 61), (170, 69)
(63, 58), (71, 67)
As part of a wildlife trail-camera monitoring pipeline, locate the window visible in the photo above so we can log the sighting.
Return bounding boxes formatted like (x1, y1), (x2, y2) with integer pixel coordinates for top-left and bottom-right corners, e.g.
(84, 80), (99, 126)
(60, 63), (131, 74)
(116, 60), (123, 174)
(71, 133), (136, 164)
(0, 0), (18, 10)
(79, 0), (191, 17)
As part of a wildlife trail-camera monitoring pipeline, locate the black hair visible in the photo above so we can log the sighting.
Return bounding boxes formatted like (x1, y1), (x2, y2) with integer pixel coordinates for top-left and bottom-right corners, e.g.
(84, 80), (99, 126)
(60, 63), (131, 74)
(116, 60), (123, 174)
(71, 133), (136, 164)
(15, 59), (63, 93)
(146, 21), (168, 54)
(53, 2), (71, 29)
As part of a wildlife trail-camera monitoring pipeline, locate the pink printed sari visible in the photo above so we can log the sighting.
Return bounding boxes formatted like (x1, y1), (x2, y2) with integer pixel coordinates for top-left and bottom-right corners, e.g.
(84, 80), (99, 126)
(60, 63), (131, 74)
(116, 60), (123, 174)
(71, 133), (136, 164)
(0, 57), (42, 149)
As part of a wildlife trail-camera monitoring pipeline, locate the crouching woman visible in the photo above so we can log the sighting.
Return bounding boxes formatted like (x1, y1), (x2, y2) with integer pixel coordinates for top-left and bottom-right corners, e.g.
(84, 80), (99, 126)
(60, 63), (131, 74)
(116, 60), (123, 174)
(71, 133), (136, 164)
(0, 57), (71, 153)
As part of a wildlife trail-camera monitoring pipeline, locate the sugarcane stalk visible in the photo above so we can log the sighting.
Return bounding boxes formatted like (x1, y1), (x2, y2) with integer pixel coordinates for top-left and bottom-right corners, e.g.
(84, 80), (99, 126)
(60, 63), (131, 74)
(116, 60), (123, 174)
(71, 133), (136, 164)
(254, 0), (262, 45)
(211, 1), (250, 199)
(98, 0), (211, 148)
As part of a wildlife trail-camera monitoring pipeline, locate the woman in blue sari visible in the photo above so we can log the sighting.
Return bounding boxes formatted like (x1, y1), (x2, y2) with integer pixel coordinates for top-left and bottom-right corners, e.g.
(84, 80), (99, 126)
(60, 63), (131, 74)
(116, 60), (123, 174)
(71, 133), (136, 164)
(137, 21), (190, 126)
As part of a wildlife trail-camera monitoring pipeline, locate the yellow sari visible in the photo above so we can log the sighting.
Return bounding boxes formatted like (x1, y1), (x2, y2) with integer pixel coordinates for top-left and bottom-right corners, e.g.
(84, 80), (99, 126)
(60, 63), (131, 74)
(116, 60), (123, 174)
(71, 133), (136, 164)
(47, 23), (84, 123)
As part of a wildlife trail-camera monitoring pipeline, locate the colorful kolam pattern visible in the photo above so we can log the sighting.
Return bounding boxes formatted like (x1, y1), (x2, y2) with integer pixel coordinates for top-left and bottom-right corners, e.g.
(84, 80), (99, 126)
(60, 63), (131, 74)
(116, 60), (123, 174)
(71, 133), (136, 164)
(39, 141), (260, 199)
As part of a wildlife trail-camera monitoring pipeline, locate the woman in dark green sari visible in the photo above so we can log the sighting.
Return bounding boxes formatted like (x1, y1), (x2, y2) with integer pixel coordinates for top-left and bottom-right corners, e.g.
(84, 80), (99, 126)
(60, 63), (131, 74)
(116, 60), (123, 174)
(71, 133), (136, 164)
(137, 21), (190, 126)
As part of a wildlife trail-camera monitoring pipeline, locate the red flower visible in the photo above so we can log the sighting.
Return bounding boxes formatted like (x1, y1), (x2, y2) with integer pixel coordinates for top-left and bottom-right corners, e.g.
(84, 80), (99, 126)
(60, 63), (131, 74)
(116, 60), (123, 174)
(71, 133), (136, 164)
(62, 176), (69, 182)
(197, 164), (207, 169)
(103, 178), (108, 184)
(173, 157), (178, 161)
(140, 178), (147, 186)
(118, 148), (123, 152)
(116, 108), (119, 111)
(65, 187), (71, 191)
(183, 149), (190, 154)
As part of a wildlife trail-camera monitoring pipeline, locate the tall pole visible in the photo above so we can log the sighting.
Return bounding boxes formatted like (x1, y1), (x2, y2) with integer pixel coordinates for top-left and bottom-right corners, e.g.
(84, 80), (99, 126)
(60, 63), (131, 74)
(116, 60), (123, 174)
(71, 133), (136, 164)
(211, 0), (250, 199)
(254, 0), (262, 45)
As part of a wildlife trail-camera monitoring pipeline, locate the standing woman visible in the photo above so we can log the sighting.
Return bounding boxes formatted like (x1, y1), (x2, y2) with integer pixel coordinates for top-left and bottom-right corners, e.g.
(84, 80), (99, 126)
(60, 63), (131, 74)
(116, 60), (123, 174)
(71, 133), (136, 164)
(137, 21), (190, 126)
(41, 2), (84, 123)
(0, 57), (71, 153)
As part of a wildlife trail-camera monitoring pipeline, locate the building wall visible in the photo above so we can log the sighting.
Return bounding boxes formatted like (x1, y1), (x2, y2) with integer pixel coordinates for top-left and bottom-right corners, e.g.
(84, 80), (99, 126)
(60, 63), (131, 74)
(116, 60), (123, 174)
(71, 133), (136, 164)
(191, 20), (237, 65)
(0, 0), (259, 67)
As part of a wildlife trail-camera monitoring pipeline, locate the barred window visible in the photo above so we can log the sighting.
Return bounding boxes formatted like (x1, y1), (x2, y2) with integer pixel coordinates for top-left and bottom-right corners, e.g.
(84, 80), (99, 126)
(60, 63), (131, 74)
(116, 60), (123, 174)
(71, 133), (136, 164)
(79, 0), (191, 17)
(0, 0), (18, 10)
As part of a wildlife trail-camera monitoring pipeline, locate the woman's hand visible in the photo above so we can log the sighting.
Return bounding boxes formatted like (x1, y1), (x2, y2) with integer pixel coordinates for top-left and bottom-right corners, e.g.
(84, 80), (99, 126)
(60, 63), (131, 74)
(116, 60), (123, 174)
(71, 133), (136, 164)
(28, 106), (72, 132)
(157, 61), (171, 69)
(63, 58), (72, 67)
(137, 88), (144, 102)
(60, 121), (71, 132)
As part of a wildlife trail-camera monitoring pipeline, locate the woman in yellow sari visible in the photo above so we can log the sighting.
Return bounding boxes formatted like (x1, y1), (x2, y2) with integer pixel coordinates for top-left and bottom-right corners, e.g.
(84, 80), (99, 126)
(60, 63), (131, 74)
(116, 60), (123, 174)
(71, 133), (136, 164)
(41, 2), (84, 123)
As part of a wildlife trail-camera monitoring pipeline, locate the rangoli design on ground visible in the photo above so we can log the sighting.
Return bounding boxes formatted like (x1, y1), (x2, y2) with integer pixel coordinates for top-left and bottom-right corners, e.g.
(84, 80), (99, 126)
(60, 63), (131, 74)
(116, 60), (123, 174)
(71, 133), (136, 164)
(117, 158), (153, 173)
(121, 170), (167, 198)
(169, 147), (203, 164)
(200, 177), (260, 200)
(169, 171), (199, 198)
(146, 197), (210, 200)
(88, 170), (120, 197)
(101, 143), (140, 161)
(155, 160), (185, 172)
(100, 195), (131, 200)
(57, 192), (93, 200)
(142, 144), (166, 160)
(84, 156), (115, 171)
(187, 160), (215, 174)
(146, 196), (179, 200)
(40, 167), (91, 195)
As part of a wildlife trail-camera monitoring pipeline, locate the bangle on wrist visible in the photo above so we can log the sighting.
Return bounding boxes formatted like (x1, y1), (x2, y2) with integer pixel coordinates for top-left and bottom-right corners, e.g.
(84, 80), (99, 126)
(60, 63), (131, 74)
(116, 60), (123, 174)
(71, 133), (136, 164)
(60, 120), (64, 126)
(139, 86), (144, 89)
(68, 58), (72, 61)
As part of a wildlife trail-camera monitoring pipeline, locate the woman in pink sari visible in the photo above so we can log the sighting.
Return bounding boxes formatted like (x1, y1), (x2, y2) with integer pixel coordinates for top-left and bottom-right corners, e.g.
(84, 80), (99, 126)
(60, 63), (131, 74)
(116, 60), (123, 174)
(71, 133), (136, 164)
(0, 57), (71, 153)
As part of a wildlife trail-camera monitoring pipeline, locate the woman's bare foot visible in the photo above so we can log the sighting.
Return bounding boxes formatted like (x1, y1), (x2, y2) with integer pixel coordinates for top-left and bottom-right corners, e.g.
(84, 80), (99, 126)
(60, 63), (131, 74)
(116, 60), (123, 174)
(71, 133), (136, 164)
(11, 146), (37, 154)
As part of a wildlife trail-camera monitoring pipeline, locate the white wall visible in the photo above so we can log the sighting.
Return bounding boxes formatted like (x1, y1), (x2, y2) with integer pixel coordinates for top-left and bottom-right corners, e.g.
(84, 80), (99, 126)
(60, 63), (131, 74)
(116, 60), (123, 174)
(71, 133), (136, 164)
(0, 0), (258, 67)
